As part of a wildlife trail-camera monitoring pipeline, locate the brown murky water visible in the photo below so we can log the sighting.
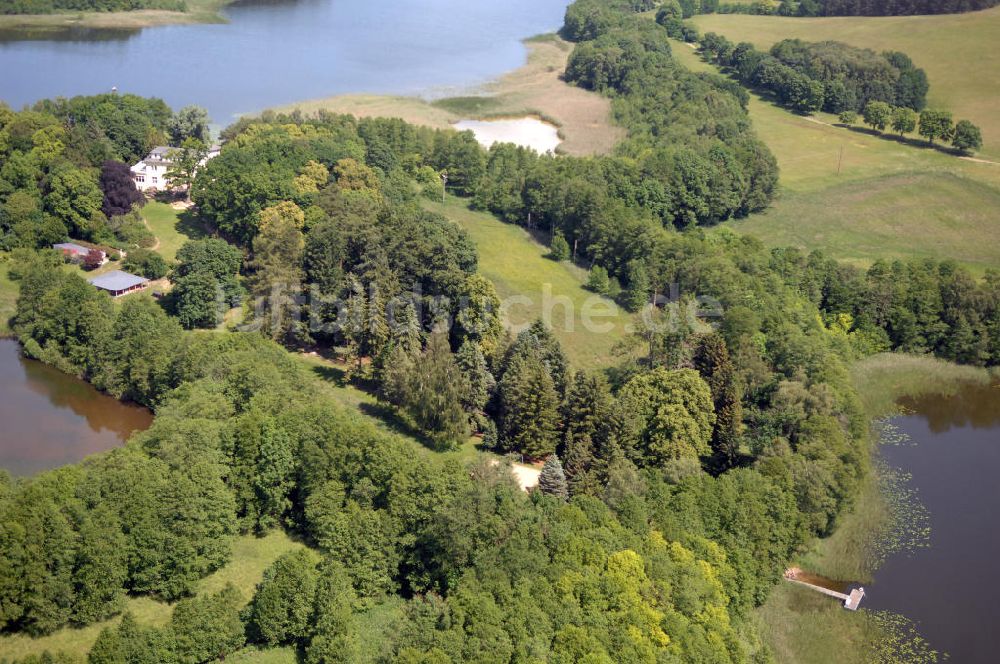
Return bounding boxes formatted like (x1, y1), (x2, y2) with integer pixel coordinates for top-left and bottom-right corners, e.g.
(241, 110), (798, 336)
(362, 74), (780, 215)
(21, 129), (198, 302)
(870, 378), (1000, 662)
(0, 339), (153, 476)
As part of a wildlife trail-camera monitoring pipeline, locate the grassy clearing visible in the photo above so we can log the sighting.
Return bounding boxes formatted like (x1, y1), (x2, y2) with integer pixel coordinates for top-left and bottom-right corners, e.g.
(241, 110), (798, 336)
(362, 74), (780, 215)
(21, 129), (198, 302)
(0, 253), (18, 337)
(0, 530), (303, 661)
(424, 196), (632, 370)
(667, 40), (1000, 274)
(692, 6), (1000, 159)
(0, 0), (232, 32)
(275, 36), (624, 157)
(730, 172), (1000, 274)
(756, 582), (876, 664)
(142, 201), (208, 263)
(226, 646), (298, 663)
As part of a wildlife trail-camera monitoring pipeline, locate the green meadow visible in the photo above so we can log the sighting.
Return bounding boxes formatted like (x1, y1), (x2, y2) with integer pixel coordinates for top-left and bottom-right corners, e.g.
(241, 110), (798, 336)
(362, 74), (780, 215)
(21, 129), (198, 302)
(692, 7), (1000, 159)
(0, 254), (17, 336)
(668, 39), (1000, 274)
(424, 197), (634, 370)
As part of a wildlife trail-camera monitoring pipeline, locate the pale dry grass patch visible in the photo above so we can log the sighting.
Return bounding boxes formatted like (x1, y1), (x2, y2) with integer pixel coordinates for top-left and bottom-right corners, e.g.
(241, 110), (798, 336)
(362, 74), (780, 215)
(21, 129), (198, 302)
(275, 36), (624, 157)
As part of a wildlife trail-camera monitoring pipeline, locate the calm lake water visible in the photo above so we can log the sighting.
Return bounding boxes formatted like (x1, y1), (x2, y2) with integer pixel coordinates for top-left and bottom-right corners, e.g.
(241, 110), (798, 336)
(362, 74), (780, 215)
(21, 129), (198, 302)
(0, 0), (570, 124)
(869, 379), (1000, 662)
(0, 339), (152, 476)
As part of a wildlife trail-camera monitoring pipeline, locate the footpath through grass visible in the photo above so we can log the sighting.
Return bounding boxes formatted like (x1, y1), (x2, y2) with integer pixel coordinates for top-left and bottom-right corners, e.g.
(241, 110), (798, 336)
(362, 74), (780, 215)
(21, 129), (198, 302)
(424, 196), (633, 370)
(668, 41), (1000, 274)
(0, 530), (303, 661)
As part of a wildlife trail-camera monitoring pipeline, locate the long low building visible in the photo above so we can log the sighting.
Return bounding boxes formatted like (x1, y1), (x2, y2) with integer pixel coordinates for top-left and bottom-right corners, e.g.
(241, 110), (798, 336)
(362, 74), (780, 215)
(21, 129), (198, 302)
(88, 270), (149, 297)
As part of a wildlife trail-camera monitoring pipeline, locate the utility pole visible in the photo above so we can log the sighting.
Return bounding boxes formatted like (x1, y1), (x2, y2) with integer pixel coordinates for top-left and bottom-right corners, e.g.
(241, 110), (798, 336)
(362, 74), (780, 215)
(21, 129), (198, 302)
(837, 144), (844, 176)
(441, 172), (448, 203)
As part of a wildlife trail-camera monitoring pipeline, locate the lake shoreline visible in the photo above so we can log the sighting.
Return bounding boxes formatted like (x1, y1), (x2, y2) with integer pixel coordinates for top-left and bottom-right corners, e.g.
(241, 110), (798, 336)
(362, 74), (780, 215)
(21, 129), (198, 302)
(0, 0), (234, 33)
(759, 353), (996, 663)
(271, 34), (624, 157)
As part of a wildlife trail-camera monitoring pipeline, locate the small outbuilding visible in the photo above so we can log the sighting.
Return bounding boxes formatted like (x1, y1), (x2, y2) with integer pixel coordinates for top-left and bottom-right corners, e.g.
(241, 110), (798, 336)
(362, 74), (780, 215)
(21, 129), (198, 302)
(54, 242), (106, 265)
(88, 270), (149, 297)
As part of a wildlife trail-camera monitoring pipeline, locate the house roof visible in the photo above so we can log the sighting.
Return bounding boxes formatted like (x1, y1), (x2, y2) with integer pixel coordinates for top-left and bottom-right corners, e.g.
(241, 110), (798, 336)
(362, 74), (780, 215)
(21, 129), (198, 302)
(148, 146), (174, 158)
(53, 242), (94, 255)
(89, 270), (148, 292)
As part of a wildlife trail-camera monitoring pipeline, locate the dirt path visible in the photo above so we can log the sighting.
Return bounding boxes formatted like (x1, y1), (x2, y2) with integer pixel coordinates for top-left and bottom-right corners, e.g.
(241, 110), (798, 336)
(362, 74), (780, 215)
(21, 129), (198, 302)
(142, 215), (161, 252)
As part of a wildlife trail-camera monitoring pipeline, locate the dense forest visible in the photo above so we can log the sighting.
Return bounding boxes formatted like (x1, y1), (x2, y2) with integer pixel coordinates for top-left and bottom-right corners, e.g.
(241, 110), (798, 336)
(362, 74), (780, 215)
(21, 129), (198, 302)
(1, 0), (185, 15)
(1, 0), (1000, 662)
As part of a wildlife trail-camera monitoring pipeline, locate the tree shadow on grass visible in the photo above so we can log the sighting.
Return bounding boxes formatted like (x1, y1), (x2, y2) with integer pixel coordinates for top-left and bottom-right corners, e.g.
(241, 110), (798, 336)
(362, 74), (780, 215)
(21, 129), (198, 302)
(838, 124), (971, 158)
(176, 209), (212, 241)
(305, 361), (445, 451)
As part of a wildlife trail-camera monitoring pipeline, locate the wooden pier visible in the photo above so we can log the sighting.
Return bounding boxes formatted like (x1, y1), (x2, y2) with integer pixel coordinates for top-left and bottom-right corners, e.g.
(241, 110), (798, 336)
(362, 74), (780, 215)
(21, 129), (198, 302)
(783, 568), (865, 610)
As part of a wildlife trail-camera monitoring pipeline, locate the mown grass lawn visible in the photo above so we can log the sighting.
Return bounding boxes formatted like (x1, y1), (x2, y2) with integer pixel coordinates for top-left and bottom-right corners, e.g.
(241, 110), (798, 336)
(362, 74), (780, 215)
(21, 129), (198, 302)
(141, 201), (192, 263)
(667, 40), (1000, 274)
(424, 197), (633, 370)
(0, 530), (304, 661)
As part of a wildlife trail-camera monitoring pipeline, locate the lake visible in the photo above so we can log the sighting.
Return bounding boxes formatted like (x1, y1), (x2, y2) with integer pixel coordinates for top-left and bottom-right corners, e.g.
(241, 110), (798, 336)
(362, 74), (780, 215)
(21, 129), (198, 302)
(0, 0), (570, 125)
(868, 379), (1000, 662)
(455, 117), (562, 153)
(0, 338), (153, 476)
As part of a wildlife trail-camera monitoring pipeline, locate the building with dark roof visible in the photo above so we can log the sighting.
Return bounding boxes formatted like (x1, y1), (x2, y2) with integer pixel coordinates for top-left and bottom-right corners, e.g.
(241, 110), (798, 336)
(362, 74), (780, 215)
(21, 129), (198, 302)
(88, 270), (149, 297)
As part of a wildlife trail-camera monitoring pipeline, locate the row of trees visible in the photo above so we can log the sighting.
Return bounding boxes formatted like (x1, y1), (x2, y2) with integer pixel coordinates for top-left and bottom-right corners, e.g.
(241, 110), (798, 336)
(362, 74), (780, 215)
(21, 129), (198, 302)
(843, 102), (983, 152)
(712, 0), (1000, 16)
(2, 0), (185, 15)
(699, 34), (929, 114)
(805, 0), (1000, 16)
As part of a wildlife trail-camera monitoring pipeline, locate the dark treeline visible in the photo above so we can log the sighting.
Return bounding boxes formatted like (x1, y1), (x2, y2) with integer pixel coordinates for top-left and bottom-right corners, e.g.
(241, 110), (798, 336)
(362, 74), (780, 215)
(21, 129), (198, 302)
(1, 0), (185, 14)
(809, 0), (999, 16)
(698, 34), (928, 114)
(715, 0), (1000, 16)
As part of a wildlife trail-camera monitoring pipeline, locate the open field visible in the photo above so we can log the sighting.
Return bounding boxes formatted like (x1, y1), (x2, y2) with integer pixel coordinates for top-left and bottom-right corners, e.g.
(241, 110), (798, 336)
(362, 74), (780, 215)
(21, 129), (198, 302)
(692, 7), (1000, 159)
(668, 41), (1000, 274)
(0, 0), (232, 32)
(0, 254), (17, 336)
(276, 35), (624, 157)
(424, 197), (633, 370)
(0, 530), (303, 661)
